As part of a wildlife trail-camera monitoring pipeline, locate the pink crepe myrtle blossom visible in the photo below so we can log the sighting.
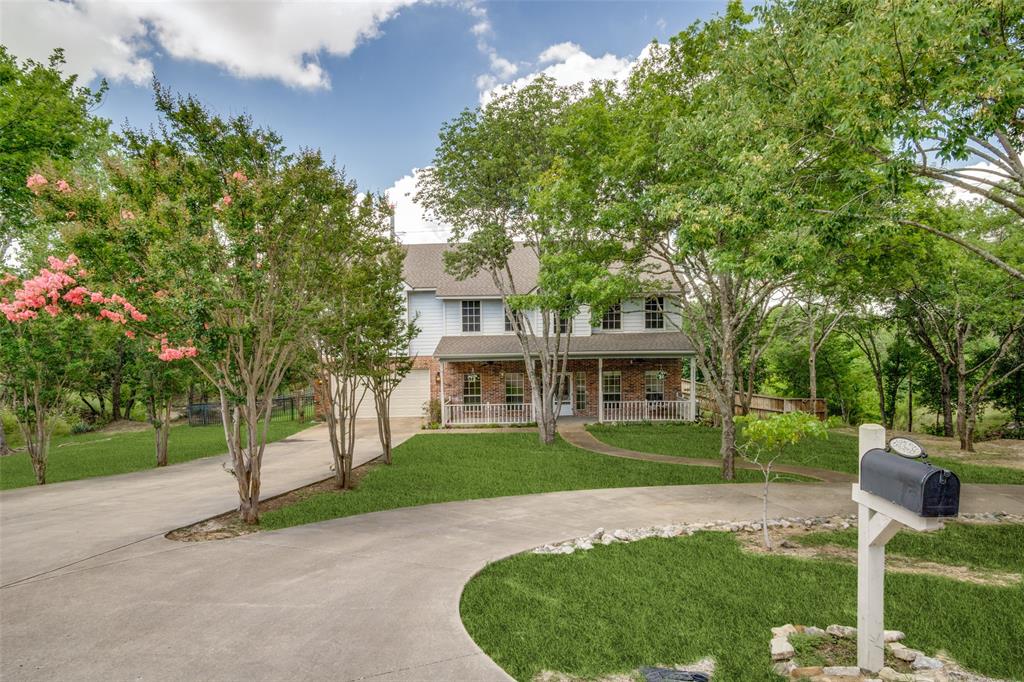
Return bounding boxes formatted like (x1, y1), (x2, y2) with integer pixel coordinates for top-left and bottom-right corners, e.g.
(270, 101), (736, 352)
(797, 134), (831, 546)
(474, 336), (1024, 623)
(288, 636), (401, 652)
(158, 336), (199, 362)
(125, 330), (136, 339)
(0, 273), (16, 287)
(120, 209), (135, 221)
(214, 194), (233, 211)
(26, 174), (47, 193)
(55, 179), (72, 193)
(231, 170), (248, 183)
(98, 309), (126, 324)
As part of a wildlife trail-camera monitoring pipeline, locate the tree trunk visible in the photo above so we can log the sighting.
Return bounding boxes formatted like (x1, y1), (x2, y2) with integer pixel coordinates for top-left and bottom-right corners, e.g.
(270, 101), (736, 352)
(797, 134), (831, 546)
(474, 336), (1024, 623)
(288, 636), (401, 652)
(154, 399), (171, 467)
(939, 364), (954, 437)
(808, 326), (818, 403)
(111, 338), (125, 421)
(907, 365), (913, 433)
(374, 390), (392, 465)
(955, 327), (970, 451)
(0, 424), (9, 456)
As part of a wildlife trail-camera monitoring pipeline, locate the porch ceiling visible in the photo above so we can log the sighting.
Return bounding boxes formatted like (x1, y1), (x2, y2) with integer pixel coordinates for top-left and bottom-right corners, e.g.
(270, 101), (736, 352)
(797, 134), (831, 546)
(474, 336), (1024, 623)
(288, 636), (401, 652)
(434, 332), (694, 360)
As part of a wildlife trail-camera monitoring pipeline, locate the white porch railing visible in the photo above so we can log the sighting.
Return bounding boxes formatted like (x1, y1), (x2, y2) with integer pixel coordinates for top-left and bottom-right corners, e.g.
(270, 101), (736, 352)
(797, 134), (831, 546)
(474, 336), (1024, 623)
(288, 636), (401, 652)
(602, 400), (693, 422)
(445, 403), (534, 425)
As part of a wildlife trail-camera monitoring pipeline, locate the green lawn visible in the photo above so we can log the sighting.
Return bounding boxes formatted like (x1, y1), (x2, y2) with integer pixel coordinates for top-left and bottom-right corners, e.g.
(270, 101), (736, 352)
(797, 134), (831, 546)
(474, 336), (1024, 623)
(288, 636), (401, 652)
(0, 418), (313, 489)
(461, 529), (1024, 681)
(260, 433), (776, 530)
(797, 521), (1024, 574)
(587, 423), (1024, 484)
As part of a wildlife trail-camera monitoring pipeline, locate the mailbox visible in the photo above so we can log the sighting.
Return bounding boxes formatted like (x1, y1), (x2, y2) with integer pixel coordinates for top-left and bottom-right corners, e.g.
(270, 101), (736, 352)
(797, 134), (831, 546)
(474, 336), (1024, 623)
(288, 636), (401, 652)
(860, 449), (960, 517)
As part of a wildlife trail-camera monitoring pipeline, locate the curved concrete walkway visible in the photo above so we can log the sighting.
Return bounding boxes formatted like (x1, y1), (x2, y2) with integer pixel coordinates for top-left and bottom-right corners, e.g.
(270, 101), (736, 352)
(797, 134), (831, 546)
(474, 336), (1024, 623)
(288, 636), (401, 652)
(558, 420), (856, 483)
(3, 478), (1023, 681)
(0, 418), (422, 587)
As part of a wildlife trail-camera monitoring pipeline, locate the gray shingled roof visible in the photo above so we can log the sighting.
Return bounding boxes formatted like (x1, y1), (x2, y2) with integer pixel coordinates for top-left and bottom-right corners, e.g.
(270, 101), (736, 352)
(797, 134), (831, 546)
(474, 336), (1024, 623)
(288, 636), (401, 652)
(402, 243), (539, 297)
(434, 332), (694, 359)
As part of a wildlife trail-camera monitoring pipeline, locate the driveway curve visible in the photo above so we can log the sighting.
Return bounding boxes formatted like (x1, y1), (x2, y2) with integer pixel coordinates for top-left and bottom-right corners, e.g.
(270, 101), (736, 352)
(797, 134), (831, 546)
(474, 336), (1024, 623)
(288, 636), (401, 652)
(2, 479), (1022, 681)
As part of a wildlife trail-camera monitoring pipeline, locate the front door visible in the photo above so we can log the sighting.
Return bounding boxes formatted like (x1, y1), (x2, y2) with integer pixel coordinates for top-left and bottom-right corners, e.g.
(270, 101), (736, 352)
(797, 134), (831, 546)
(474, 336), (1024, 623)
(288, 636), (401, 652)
(557, 374), (573, 416)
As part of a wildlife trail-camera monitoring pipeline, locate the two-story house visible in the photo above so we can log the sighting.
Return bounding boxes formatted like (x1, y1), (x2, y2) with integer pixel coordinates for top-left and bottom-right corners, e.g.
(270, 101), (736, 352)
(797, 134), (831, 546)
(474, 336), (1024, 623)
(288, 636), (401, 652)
(382, 243), (698, 426)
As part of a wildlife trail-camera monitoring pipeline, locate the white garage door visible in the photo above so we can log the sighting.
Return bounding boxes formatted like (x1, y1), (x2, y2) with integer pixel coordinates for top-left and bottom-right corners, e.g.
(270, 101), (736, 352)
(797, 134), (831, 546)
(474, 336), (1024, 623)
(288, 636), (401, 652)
(357, 368), (430, 419)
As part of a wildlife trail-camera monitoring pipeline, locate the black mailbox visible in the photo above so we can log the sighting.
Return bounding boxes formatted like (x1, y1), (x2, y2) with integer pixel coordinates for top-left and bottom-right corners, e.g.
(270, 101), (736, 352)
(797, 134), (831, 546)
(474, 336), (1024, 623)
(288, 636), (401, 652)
(860, 449), (960, 517)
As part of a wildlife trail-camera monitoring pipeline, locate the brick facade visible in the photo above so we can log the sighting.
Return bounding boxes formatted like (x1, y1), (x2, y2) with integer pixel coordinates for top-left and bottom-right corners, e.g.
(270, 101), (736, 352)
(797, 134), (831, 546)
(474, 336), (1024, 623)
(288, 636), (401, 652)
(433, 357), (684, 418)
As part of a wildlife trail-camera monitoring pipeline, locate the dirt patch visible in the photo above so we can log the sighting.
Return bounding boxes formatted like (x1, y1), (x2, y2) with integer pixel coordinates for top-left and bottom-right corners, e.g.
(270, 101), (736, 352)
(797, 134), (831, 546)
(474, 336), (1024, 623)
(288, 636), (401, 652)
(166, 458), (383, 542)
(734, 523), (1022, 588)
(835, 427), (1024, 470)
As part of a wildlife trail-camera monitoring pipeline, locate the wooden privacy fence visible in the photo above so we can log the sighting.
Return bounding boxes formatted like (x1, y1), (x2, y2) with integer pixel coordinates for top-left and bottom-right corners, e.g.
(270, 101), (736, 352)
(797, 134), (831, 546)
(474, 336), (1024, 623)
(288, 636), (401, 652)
(681, 379), (827, 421)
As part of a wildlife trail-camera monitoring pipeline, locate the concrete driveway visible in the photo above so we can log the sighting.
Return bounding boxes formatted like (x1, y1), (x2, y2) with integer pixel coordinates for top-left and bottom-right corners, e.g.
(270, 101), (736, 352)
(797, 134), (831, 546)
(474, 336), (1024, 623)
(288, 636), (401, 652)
(0, 417), (423, 587)
(2, 470), (1022, 680)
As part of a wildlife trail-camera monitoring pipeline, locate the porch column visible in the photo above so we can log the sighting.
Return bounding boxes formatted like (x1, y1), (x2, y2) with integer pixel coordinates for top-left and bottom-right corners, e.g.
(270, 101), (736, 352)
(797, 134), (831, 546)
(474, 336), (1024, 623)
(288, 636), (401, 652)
(688, 356), (697, 421)
(598, 357), (604, 423)
(439, 359), (446, 426)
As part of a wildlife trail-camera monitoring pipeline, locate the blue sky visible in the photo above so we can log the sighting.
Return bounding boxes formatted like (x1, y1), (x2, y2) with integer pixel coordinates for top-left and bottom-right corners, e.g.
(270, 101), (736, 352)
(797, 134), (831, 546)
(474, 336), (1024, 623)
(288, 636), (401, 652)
(3, 0), (727, 240)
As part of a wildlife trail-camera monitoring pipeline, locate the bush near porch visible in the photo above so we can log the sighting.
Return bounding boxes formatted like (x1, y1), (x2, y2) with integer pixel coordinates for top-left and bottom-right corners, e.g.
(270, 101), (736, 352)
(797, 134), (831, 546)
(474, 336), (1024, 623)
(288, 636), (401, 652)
(587, 422), (1024, 484)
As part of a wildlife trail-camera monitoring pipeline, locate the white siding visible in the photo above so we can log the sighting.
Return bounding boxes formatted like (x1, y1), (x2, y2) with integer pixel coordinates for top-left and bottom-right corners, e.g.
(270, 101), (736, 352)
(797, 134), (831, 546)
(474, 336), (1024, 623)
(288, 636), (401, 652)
(408, 291), (443, 356)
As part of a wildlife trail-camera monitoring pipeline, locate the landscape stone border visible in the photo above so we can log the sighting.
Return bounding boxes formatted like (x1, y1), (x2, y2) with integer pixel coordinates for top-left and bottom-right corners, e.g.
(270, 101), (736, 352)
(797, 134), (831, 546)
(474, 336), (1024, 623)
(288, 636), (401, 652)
(768, 623), (1008, 682)
(530, 512), (1023, 555)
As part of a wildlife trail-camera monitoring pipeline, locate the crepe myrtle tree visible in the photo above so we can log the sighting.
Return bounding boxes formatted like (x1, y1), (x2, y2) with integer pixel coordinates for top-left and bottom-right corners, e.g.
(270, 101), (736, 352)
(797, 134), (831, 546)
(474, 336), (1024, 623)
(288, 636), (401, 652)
(0, 253), (168, 484)
(30, 162), (200, 468)
(61, 88), (333, 523)
(737, 411), (829, 550)
(308, 192), (401, 488)
(360, 240), (419, 465)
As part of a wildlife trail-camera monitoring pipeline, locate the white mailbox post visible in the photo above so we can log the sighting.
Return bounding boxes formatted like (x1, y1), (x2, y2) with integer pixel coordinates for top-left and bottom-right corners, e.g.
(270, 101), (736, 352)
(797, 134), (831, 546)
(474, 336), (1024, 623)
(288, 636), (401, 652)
(853, 424), (946, 673)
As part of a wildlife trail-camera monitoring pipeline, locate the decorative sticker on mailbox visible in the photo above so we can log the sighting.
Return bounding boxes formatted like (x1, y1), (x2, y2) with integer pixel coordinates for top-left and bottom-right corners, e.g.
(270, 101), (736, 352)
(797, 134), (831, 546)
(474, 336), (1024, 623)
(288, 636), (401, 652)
(887, 436), (926, 459)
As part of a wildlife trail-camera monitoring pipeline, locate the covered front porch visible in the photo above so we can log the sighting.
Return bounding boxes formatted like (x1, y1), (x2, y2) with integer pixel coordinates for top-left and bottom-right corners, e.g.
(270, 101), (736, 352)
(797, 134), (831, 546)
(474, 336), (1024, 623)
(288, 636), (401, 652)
(436, 356), (699, 426)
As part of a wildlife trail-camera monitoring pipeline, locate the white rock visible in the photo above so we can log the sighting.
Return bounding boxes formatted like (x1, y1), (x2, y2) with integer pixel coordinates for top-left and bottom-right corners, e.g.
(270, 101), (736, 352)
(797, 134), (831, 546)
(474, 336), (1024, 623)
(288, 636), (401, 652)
(769, 636), (795, 661)
(803, 626), (827, 637)
(772, 660), (796, 676)
(911, 655), (943, 671)
(823, 666), (862, 677)
(574, 539), (593, 551)
(554, 545), (574, 554)
(884, 629), (906, 642)
(879, 667), (915, 682)
(600, 534), (616, 545)
(826, 624), (857, 638)
(613, 529), (633, 541)
(588, 527), (605, 540)
(892, 647), (919, 663)
(771, 624), (797, 638)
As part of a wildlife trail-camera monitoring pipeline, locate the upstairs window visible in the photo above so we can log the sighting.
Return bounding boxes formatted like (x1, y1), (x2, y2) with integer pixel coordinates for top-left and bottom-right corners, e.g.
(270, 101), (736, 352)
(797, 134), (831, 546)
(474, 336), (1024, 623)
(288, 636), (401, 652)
(601, 303), (622, 330)
(463, 373), (481, 405)
(505, 372), (525, 404)
(645, 371), (665, 402)
(557, 312), (572, 335)
(602, 371), (621, 403)
(461, 300), (481, 332)
(645, 296), (665, 329)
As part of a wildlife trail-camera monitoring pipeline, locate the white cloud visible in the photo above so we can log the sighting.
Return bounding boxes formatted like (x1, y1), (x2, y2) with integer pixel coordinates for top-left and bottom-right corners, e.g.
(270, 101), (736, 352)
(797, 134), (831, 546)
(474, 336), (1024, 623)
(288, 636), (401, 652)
(941, 161), (1004, 205)
(386, 169), (453, 244)
(479, 43), (651, 105)
(0, 0), (417, 89)
(538, 42), (582, 64)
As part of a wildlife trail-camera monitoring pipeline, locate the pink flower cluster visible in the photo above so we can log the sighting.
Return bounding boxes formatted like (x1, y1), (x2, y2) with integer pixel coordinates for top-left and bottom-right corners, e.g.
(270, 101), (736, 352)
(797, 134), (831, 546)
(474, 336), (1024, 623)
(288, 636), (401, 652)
(25, 174), (72, 195)
(26, 174), (47, 193)
(231, 170), (248, 183)
(121, 209), (135, 221)
(158, 337), (198, 362)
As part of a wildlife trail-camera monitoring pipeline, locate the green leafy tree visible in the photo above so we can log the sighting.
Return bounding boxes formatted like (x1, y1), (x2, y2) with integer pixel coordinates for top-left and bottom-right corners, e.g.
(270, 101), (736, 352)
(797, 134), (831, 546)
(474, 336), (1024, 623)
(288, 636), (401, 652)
(0, 47), (107, 258)
(737, 411), (829, 550)
(418, 78), (628, 444)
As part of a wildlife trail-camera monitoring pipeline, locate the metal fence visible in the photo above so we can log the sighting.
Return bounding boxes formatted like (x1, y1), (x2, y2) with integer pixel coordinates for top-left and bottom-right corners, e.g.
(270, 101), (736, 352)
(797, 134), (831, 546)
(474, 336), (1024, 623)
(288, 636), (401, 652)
(187, 390), (317, 427)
